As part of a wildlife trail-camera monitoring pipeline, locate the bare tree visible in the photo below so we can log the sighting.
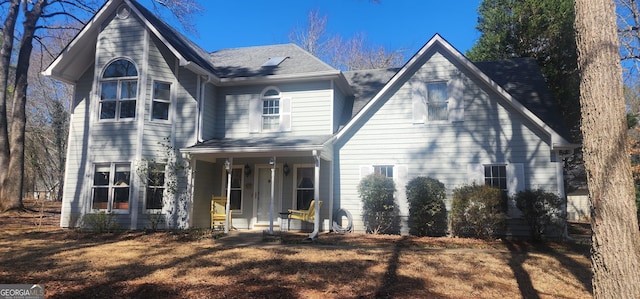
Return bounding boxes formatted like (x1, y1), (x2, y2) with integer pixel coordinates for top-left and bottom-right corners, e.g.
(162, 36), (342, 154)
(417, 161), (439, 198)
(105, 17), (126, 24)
(0, 0), (203, 212)
(290, 9), (404, 71)
(574, 0), (640, 297)
(617, 0), (640, 83)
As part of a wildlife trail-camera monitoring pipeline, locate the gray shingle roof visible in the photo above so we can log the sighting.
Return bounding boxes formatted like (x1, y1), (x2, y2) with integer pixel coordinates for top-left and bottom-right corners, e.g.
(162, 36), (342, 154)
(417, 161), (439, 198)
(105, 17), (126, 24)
(131, 1), (335, 79)
(129, 0), (217, 74)
(344, 68), (399, 118)
(474, 58), (572, 141)
(209, 44), (336, 78)
(188, 135), (333, 151)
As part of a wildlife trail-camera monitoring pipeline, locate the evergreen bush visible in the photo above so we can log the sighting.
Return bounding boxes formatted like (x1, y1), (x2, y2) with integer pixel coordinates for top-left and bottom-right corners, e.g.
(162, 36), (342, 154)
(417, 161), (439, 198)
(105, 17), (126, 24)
(514, 189), (565, 241)
(451, 184), (505, 239)
(358, 173), (397, 234)
(406, 176), (447, 236)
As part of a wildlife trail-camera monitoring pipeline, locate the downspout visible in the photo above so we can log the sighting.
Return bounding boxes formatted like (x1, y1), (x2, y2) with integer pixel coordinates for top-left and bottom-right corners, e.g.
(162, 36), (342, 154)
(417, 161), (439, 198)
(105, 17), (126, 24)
(558, 149), (574, 240)
(224, 158), (233, 234)
(309, 150), (321, 239)
(195, 75), (203, 143)
(269, 157), (276, 235)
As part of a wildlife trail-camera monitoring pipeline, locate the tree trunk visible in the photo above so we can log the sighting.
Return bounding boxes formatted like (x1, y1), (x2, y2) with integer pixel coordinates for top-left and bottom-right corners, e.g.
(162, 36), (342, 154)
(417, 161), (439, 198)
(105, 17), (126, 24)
(1, 0), (47, 211)
(574, 0), (640, 297)
(0, 0), (20, 211)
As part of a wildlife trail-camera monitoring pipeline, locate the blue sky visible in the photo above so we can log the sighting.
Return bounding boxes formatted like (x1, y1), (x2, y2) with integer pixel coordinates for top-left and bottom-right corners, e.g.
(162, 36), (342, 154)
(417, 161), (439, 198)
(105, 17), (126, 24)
(170, 1), (483, 57)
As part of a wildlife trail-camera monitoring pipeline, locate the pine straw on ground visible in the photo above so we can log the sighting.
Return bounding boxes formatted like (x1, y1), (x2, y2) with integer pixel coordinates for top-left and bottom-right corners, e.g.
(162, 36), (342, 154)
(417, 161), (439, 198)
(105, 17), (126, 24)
(0, 199), (592, 298)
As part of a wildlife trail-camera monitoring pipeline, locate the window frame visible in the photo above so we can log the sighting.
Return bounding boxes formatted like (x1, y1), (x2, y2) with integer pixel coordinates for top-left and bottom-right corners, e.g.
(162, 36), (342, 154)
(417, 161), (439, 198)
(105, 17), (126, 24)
(374, 165), (394, 178)
(91, 162), (131, 213)
(99, 59), (138, 122)
(222, 165), (244, 214)
(294, 164), (315, 210)
(261, 88), (281, 132)
(151, 80), (172, 122)
(144, 163), (166, 212)
(426, 81), (449, 122)
(483, 164), (509, 212)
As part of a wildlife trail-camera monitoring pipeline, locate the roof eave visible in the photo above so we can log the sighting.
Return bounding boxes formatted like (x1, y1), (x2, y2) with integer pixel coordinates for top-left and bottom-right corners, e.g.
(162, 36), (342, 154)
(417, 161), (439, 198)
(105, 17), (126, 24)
(43, 0), (117, 82)
(218, 70), (343, 86)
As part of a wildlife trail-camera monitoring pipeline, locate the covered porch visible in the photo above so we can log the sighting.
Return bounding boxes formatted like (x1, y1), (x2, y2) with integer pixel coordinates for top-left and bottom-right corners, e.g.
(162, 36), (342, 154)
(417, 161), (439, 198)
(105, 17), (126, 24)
(182, 136), (334, 237)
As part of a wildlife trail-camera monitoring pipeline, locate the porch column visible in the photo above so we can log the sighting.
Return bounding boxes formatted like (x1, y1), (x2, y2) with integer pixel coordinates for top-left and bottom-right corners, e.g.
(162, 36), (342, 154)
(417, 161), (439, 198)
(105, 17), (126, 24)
(224, 158), (233, 234)
(269, 157), (276, 234)
(309, 150), (321, 239)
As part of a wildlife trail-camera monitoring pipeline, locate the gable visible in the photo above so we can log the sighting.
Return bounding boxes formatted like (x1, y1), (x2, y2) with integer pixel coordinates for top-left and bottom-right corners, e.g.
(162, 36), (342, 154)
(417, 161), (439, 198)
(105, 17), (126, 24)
(337, 34), (575, 150)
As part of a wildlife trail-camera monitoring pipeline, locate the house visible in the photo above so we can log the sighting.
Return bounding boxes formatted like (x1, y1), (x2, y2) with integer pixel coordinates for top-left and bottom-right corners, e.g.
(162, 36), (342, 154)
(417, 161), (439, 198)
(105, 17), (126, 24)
(44, 0), (576, 237)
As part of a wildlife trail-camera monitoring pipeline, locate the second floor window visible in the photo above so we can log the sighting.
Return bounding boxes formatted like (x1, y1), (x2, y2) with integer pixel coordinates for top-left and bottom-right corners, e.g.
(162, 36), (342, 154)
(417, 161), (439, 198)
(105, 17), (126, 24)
(152, 81), (171, 121)
(427, 82), (448, 121)
(262, 88), (280, 131)
(100, 59), (138, 120)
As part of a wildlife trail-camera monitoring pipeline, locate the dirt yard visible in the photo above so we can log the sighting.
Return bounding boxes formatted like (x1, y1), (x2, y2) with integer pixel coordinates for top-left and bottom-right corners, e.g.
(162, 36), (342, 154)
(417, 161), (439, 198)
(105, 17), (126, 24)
(0, 199), (592, 298)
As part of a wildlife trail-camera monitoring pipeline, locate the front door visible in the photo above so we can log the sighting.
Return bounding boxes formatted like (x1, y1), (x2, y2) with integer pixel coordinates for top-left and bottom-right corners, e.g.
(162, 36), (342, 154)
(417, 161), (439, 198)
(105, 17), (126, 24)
(256, 167), (281, 223)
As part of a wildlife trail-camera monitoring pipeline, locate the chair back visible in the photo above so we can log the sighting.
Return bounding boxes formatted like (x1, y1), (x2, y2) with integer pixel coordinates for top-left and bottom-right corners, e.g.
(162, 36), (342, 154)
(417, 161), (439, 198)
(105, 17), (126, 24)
(306, 200), (323, 220)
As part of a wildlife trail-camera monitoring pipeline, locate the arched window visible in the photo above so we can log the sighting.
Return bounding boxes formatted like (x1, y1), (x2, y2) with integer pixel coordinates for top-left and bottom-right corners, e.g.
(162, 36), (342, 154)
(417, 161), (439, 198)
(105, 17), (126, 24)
(100, 59), (138, 120)
(261, 88), (280, 131)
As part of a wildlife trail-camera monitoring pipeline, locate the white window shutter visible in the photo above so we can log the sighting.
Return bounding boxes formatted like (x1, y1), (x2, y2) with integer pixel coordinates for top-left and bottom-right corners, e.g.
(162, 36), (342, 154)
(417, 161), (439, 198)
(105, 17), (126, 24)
(507, 163), (525, 217)
(249, 96), (261, 133)
(506, 163), (525, 197)
(411, 83), (427, 124)
(359, 165), (373, 179)
(467, 164), (485, 185)
(447, 76), (464, 122)
(279, 97), (291, 132)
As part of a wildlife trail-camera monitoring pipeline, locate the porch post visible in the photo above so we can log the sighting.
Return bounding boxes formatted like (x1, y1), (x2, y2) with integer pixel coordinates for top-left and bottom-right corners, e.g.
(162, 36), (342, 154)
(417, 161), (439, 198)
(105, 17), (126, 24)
(269, 157), (276, 234)
(309, 150), (320, 239)
(224, 158), (233, 234)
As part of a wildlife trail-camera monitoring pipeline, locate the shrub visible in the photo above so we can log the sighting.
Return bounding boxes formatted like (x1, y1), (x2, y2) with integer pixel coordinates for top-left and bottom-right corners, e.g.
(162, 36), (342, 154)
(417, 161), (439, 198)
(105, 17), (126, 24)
(147, 212), (165, 232)
(82, 212), (120, 233)
(358, 173), (397, 234)
(514, 189), (565, 241)
(406, 177), (447, 236)
(451, 184), (506, 239)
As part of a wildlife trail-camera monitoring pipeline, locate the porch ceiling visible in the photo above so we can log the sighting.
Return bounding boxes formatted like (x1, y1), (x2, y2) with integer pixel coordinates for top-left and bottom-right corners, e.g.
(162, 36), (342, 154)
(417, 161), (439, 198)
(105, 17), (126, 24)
(182, 135), (334, 161)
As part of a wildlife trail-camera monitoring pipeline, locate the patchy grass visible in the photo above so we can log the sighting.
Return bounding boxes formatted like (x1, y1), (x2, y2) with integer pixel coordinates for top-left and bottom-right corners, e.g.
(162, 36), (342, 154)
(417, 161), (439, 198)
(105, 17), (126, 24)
(0, 199), (592, 298)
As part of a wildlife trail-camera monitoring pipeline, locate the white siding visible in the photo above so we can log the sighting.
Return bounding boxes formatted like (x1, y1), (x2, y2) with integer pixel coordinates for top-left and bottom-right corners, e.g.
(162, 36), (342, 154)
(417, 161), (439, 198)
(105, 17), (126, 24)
(61, 11), (199, 229)
(60, 67), (94, 227)
(336, 50), (562, 234)
(219, 81), (333, 138)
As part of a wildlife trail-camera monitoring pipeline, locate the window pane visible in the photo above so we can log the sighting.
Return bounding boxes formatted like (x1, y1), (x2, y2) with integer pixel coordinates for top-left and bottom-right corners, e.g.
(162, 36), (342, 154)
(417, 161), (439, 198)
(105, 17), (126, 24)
(148, 171), (165, 187)
(154, 82), (171, 100)
(427, 83), (448, 121)
(427, 102), (448, 121)
(104, 59), (138, 78)
(120, 100), (136, 118)
(146, 187), (163, 210)
(264, 89), (279, 97)
(230, 190), (242, 210)
(231, 169), (242, 188)
(152, 101), (170, 120)
(296, 167), (315, 209)
(92, 188), (109, 209)
(120, 81), (137, 99)
(101, 82), (118, 100)
(297, 190), (314, 209)
(428, 83), (447, 102)
(114, 165), (130, 186)
(262, 115), (279, 131)
(94, 166), (110, 185)
(296, 168), (314, 188)
(100, 101), (116, 119)
(113, 187), (130, 209)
